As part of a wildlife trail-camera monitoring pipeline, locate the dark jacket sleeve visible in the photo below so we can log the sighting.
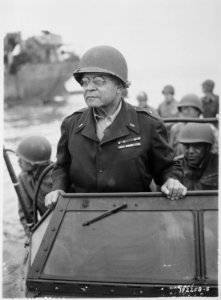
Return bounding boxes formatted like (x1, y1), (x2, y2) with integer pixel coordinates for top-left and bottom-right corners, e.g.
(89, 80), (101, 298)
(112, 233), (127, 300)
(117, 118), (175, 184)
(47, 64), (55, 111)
(150, 119), (183, 186)
(51, 118), (72, 192)
(18, 173), (34, 236)
(37, 170), (52, 214)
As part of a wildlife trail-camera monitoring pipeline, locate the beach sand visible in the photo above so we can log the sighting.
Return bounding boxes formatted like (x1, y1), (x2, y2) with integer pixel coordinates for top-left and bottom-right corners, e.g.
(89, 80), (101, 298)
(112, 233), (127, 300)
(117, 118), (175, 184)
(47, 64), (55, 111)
(3, 238), (27, 298)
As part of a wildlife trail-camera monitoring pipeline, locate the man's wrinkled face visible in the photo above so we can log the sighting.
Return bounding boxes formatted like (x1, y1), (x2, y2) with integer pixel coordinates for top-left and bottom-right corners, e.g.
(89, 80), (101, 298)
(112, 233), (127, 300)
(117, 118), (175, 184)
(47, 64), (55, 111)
(183, 143), (208, 167)
(81, 73), (121, 108)
(179, 106), (200, 118)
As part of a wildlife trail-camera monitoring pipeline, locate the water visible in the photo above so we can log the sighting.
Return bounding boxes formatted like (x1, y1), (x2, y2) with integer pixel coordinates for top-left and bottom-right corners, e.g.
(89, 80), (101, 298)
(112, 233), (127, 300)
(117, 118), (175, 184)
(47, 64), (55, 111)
(3, 94), (85, 297)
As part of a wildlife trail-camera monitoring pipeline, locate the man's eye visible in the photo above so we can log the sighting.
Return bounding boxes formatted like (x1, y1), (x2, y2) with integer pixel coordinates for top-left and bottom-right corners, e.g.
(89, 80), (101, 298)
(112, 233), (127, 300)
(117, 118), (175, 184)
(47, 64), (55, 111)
(81, 78), (89, 86)
(93, 78), (105, 85)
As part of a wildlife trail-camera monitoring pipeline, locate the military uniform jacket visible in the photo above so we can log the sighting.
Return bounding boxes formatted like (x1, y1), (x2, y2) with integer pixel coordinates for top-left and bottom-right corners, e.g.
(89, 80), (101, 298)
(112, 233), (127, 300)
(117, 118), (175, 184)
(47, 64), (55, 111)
(52, 100), (183, 193)
(18, 166), (52, 235)
(201, 94), (219, 118)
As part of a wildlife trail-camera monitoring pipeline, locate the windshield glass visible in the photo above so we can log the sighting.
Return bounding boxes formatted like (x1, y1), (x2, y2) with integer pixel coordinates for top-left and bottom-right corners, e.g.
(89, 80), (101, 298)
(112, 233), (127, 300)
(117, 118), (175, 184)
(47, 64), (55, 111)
(42, 211), (195, 283)
(204, 210), (218, 280)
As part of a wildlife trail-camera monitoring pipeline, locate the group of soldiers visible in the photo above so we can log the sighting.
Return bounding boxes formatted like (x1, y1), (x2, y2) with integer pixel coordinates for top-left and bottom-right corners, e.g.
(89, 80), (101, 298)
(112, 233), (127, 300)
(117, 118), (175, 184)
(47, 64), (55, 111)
(136, 80), (219, 119)
(12, 45), (218, 236)
(136, 80), (219, 190)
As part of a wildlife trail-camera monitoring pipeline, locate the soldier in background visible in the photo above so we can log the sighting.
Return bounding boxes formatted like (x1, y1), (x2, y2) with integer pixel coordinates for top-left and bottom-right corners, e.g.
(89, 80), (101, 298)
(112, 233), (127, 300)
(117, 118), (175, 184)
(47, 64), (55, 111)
(177, 123), (218, 190)
(16, 136), (52, 236)
(157, 85), (179, 118)
(201, 79), (219, 118)
(169, 94), (202, 156)
(136, 91), (159, 117)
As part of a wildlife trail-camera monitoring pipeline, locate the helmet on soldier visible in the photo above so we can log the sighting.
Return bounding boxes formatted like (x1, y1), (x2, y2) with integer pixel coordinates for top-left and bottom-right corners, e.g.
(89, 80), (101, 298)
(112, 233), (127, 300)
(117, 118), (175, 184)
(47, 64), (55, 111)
(202, 80), (215, 93)
(178, 123), (213, 144)
(16, 136), (52, 165)
(73, 45), (130, 88)
(178, 94), (202, 113)
(162, 85), (175, 95)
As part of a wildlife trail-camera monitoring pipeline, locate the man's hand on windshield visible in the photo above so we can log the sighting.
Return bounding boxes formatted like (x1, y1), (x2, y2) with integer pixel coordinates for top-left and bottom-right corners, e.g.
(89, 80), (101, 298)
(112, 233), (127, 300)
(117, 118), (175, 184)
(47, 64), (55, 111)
(161, 178), (187, 200)
(45, 190), (64, 209)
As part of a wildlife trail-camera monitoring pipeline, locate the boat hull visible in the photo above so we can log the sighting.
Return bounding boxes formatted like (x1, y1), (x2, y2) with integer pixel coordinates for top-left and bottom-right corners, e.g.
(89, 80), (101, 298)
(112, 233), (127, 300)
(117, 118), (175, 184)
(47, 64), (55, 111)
(4, 60), (79, 103)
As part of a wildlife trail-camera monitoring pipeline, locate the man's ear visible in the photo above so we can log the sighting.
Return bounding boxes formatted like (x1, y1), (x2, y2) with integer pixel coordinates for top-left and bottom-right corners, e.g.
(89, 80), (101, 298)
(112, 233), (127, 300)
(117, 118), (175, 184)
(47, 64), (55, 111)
(116, 84), (123, 95)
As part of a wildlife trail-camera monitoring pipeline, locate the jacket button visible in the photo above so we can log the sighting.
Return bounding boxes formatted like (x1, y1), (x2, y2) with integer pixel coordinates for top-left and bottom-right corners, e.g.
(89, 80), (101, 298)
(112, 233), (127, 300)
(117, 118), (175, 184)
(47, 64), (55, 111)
(98, 146), (102, 152)
(97, 169), (103, 174)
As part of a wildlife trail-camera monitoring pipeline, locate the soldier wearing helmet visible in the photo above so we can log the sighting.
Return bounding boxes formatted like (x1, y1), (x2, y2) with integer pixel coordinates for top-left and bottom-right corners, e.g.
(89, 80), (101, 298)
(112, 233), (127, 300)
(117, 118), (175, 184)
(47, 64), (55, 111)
(45, 45), (186, 208)
(169, 94), (203, 156)
(16, 136), (52, 236)
(177, 123), (218, 190)
(201, 79), (219, 118)
(177, 94), (203, 118)
(136, 91), (159, 117)
(157, 85), (179, 118)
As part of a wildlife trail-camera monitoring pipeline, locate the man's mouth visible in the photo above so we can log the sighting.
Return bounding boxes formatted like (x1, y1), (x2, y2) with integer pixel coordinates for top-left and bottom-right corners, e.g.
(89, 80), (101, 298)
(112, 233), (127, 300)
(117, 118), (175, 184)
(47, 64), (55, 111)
(86, 95), (99, 99)
(188, 156), (197, 162)
(187, 156), (198, 166)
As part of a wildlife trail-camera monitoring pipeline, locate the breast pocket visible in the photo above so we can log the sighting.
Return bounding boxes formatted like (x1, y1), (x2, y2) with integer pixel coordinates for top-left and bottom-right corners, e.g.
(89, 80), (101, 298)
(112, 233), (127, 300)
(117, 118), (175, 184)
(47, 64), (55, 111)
(117, 141), (144, 161)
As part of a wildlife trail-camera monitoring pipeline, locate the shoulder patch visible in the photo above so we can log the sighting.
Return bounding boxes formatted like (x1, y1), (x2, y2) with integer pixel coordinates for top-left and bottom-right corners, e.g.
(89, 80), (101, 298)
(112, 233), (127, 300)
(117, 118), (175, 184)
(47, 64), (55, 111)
(134, 106), (159, 120)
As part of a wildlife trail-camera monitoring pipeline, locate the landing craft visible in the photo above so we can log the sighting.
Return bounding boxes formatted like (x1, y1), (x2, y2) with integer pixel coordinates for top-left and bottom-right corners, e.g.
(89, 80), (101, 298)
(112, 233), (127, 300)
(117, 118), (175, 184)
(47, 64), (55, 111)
(4, 31), (81, 105)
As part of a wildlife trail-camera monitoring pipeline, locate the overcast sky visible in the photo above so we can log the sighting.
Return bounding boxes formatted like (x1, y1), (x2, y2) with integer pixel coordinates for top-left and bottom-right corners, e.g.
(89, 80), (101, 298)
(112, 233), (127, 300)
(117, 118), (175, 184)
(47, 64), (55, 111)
(2, 0), (220, 105)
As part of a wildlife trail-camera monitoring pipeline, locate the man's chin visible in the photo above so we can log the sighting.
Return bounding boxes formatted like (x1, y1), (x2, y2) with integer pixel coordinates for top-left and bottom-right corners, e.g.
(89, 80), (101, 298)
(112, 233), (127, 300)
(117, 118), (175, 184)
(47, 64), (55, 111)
(85, 98), (102, 108)
(187, 159), (198, 168)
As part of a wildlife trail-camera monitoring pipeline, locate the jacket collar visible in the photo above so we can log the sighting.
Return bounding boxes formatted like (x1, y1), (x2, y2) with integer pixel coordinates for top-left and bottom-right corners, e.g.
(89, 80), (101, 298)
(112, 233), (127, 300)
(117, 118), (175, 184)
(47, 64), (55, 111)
(74, 100), (140, 144)
(74, 108), (99, 142)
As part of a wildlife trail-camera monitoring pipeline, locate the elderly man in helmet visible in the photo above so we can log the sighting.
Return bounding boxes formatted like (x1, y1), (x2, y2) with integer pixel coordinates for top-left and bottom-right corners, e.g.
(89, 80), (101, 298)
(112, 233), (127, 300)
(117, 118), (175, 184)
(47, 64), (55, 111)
(177, 123), (218, 190)
(169, 94), (203, 157)
(201, 79), (219, 118)
(16, 136), (52, 236)
(45, 45), (186, 208)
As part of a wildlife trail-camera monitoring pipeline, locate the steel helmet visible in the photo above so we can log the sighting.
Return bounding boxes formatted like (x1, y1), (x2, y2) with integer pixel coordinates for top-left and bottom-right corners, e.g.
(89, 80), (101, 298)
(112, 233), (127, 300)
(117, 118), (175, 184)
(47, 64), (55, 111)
(178, 94), (202, 113)
(162, 85), (175, 95)
(137, 91), (148, 101)
(178, 123), (213, 144)
(73, 45), (130, 87)
(16, 136), (52, 164)
(202, 79), (215, 92)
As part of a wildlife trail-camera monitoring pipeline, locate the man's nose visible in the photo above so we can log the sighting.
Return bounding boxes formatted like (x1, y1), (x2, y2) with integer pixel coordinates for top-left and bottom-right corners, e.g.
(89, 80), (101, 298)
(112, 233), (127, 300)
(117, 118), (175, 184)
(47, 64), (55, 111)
(188, 145), (195, 153)
(85, 80), (97, 90)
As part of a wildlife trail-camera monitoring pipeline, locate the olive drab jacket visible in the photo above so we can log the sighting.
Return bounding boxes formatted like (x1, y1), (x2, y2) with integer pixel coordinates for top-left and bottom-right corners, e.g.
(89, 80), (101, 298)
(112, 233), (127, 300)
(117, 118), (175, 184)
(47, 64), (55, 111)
(201, 94), (219, 118)
(18, 165), (52, 236)
(52, 100), (183, 193)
